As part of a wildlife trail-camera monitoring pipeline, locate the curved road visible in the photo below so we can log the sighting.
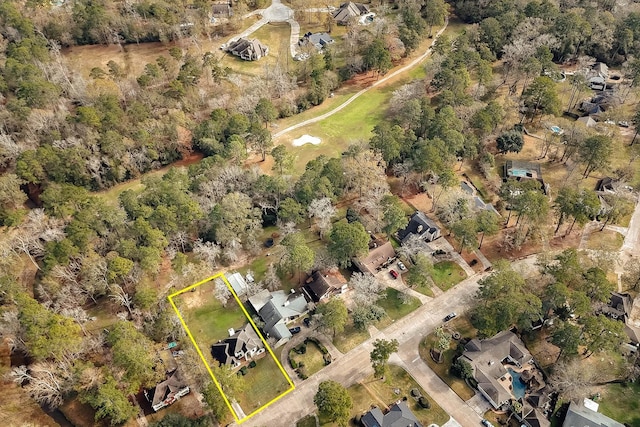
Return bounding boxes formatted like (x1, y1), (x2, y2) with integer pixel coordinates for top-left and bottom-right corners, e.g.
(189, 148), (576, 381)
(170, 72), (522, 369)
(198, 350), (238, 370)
(273, 18), (449, 139)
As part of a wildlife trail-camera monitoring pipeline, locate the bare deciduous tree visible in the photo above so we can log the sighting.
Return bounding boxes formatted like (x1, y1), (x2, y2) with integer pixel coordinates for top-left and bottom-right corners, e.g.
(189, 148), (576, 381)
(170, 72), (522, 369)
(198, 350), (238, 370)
(351, 272), (386, 307)
(308, 198), (337, 238)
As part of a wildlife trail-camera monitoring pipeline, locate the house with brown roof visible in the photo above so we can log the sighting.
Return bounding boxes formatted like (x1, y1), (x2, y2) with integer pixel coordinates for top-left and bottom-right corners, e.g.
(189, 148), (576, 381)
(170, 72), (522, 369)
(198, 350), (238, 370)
(226, 38), (269, 61)
(211, 324), (265, 369)
(332, 2), (370, 25)
(146, 369), (190, 412)
(303, 269), (348, 302)
(353, 241), (396, 275)
(458, 331), (534, 409)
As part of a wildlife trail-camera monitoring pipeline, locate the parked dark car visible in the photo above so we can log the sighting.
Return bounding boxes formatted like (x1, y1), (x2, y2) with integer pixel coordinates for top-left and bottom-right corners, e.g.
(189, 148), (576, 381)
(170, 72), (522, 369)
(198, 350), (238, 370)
(443, 312), (457, 322)
(481, 419), (494, 427)
(289, 326), (301, 334)
(303, 317), (311, 327)
(390, 269), (399, 279)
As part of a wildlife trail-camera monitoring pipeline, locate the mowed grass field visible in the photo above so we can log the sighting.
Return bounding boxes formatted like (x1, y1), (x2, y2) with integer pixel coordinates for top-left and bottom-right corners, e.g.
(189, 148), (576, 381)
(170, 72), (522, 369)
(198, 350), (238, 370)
(170, 275), (292, 417)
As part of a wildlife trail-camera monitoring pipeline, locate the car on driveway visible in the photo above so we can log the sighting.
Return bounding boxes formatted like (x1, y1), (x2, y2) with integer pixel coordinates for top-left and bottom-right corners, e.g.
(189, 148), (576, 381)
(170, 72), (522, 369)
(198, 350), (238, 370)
(289, 326), (301, 334)
(481, 419), (494, 427)
(443, 312), (457, 322)
(390, 269), (399, 279)
(303, 317), (311, 327)
(397, 261), (406, 271)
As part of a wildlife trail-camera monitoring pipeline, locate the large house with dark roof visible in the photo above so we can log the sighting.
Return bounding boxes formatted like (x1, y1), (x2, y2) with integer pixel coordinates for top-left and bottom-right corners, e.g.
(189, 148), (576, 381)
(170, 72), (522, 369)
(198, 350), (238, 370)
(249, 289), (308, 347)
(226, 38), (269, 61)
(146, 369), (190, 412)
(211, 324), (265, 369)
(361, 401), (423, 427)
(458, 331), (534, 409)
(398, 211), (441, 244)
(332, 2), (370, 25)
(303, 270), (348, 302)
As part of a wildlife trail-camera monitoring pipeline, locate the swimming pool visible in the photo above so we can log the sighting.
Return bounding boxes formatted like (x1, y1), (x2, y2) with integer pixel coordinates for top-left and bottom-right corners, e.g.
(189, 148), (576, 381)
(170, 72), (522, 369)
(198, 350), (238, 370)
(508, 368), (527, 399)
(510, 169), (527, 177)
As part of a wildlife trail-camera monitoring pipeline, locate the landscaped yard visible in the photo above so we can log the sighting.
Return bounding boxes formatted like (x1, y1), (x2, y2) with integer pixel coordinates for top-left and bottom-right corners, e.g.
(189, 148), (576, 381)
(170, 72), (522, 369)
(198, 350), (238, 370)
(430, 261), (467, 291)
(419, 316), (477, 401)
(170, 278), (293, 417)
(410, 279), (434, 297)
(239, 354), (292, 413)
(599, 382), (640, 427)
(319, 365), (449, 426)
(289, 338), (329, 379)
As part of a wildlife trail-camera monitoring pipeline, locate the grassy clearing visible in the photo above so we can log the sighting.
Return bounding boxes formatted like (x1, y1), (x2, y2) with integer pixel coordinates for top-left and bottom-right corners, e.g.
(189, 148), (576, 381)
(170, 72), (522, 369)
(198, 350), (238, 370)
(333, 321), (370, 354)
(585, 229), (624, 251)
(430, 261), (467, 291)
(320, 365), (449, 426)
(419, 316), (477, 401)
(377, 288), (421, 321)
(599, 382), (640, 427)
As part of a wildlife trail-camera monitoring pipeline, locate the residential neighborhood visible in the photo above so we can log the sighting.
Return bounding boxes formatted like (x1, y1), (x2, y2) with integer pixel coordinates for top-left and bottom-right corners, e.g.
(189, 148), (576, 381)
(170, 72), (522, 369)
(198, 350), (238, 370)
(1, 0), (640, 427)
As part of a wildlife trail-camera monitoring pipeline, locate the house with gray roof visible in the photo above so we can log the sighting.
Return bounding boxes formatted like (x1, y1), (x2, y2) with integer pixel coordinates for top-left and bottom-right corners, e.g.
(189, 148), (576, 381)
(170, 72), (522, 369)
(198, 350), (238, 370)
(361, 401), (423, 427)
(398, 211), (441, 244)
(211, 324), (265, 369)
(299, 32), (334, 50)
(226, 38), (269, 61)
(563, 399), (624, 427)
(249, 289), (308, 347)
(458, 331), (534, 409)
(332, 2), (370, 25)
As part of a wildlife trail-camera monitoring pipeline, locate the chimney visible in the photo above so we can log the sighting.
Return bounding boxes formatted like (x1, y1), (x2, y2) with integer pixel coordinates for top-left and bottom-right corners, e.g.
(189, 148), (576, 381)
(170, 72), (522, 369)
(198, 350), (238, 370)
(228, 328), (235, 337)
(417, 224), (424, 233)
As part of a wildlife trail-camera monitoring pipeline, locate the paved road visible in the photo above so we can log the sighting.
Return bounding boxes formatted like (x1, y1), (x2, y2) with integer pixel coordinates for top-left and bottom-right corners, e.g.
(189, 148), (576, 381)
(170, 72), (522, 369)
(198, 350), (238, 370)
(272, 18), (449, 139)
(238, 268), (492, 427)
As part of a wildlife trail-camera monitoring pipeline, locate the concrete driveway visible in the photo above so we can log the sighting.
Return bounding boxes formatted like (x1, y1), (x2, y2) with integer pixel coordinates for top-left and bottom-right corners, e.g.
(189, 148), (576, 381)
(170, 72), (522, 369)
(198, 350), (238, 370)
(237, 264), (503, 427)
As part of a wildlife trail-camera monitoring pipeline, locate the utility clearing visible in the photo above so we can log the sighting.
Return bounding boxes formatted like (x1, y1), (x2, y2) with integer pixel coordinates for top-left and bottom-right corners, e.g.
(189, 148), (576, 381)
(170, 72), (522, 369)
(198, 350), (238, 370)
(292, 135), (321, 146)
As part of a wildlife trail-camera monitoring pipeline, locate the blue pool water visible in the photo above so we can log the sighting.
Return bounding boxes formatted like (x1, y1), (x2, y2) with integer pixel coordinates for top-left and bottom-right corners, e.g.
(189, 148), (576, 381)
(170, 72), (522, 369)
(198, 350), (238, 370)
(511, 169), (527, 177)
(508, 368), (526, 399)
(550, 126), (562, 133)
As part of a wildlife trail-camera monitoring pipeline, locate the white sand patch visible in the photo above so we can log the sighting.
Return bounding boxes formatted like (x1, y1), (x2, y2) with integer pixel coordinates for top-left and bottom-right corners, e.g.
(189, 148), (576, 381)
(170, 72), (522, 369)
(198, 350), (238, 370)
(292, 134), (321, 147)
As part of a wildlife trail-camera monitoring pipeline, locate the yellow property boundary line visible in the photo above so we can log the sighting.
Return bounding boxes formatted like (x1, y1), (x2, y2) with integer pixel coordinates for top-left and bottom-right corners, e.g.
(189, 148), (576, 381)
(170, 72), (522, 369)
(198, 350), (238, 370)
(168, 272), (295, 424)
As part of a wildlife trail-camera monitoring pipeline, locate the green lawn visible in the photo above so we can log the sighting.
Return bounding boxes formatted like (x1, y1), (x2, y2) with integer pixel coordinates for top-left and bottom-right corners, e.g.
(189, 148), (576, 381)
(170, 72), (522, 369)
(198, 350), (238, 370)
(290, 340), (327, 378)
(333, 321), (370, 354)
(377, 288), (421, 322)
(585, 229), (624, 251)
(430, 261), (467, 291)
(239, 354), (292, 413)
(178, 287), (247, 346)
(419, 316), (477, 401)
(171, 280), (292, 415)
(411, 280), (435, 298)
(598, 382), (640, 427)
(320, 366), (449, 426)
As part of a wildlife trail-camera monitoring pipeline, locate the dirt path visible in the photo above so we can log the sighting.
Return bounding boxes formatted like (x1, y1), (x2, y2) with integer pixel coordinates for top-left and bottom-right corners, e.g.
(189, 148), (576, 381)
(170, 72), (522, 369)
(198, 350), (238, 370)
(272, 18), (449, 139)
(358, 380), (390, 410)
